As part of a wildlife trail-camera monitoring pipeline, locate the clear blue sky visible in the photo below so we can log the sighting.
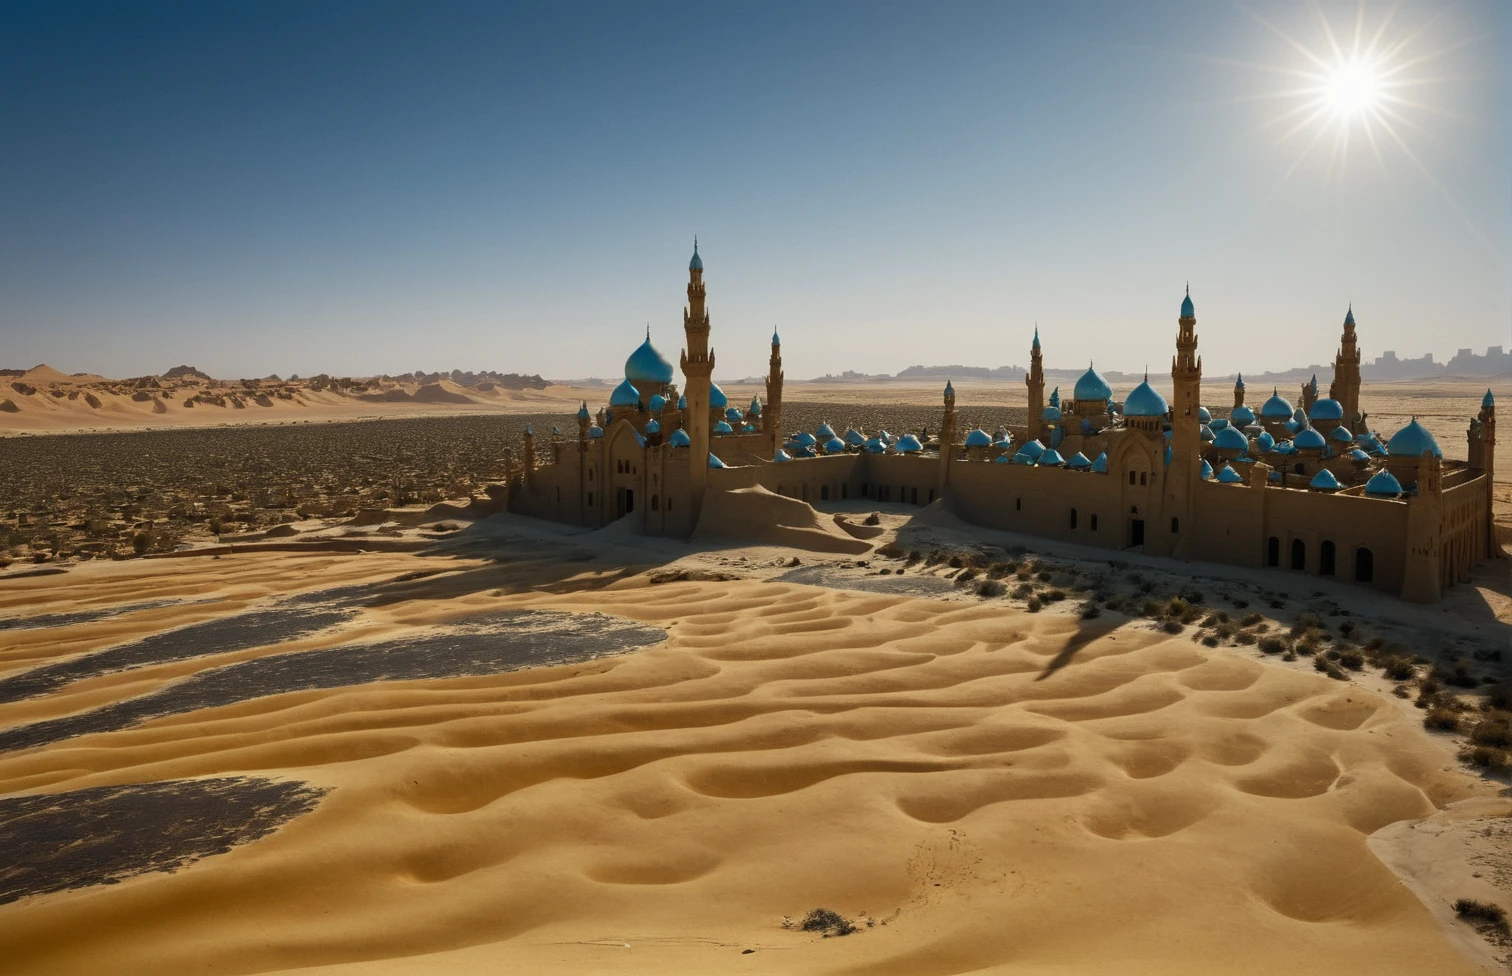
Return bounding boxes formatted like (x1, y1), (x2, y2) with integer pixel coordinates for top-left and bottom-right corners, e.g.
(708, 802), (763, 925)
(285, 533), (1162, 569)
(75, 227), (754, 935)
(1, 1), (1507, 382)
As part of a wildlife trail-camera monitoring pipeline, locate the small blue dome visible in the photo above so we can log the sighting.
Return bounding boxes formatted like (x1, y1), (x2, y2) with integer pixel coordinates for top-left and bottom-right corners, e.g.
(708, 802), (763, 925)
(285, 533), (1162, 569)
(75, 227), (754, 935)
(1293, 406), (1308, 423)
(1270, 440), (1295, 455)
(1091, 452), (1109, 473)
(725, 406), (743, 421)
(993, 453), (1013, 464)
(1348, 448), (1370, 461)
(944, 380), (955, 398)
(795, 431), (817, 447)
(896, 434), (923, 453)
(1011, 448), (1037, 465)
(824, 436), (847, 454)
(992, 428), (1012, 445)
(709, 383), (728, 409)
(1180, 287), (1194, 318)
(1260, 389), (1294, 419)
(749, 397), (762, 416)
(1066, 451), (1092, 469)
(1073, 365), (1113, 401)
(1484, 388), (1496, 408)
(863, 437), (886, 454)
(645, 418), (661, 434)
(1386, 418), (1442, 458)
(1210, 417), (1229, 430)
(1200, 424), (1215, 442)
(742, 424), (756, 433)
(816, 421), (836, 438)
(1309, 398), (1344, 422)
(1309, 468), (1343, 490)
(708, 452), (724, 468)
(677, 394), (687, 410)
(1040, 449), (1065, 466)
(878, 429), (891, 442)
(1217, 464), (1244, 484)
(1213, 426), (1249, 451)
(577, 401), (590, 420)
(634, 432), (646, 447)
(713, 420), (734, 434)
(1284, 419), (1302, 434)
(964, 428), (992, 447)
(773, 448), (791, 463)
(589, 425), (605, 439)
(625, 335), (674, 386)
(1230, 405), (1256, 426)
(1198, 406), (1212, 423)
(1020, 439), (1046, 459)
(1123, 379), (1169, 417)
(648, 394), (666, 413)
(1329, 425), (1353, 443)
(844, 428), (865, 446)
(1365, 469), (1403, 496)
(772, 330), (780, 346)
(1294, 427), (1326, 450)
(1344, 305), (1355, 327)
(1235, 373), (1246, 389)
(1199, 458), (1214, 479)
(1049, 387), (1060, 408)
(610, 378), (642, 408)
(689, 241), (703, 272)
(1268, 470), (1282, 482)
(1041, 405), (1062, 422)
(668, 428), (690, 447)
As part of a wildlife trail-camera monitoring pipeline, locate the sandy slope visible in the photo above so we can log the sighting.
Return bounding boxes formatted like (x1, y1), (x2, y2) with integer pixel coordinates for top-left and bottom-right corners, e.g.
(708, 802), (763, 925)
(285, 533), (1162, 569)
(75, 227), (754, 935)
(0, 535), (1499, 976)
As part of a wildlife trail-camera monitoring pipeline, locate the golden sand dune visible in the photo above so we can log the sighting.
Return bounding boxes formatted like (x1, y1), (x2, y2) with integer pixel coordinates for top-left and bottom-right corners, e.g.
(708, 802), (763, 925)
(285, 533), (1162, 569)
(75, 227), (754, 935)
(0, 539), (1501, 975)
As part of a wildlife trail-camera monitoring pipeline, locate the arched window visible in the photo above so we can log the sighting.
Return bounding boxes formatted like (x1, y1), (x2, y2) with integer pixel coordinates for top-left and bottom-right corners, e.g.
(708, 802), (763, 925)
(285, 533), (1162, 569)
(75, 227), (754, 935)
(1319, 540), (1335, 576)
(651, 494), (659, 511)
(1016, 498), (1022, 512)
(1291, 538), (1306, 571)
(1129, 471), (1137, 486)
(1293, 463), (1304, 475)
(588, 492), (594, 506)
(1140, 472), (1148, 486)
(1267, 536), (1280, 567)
(1091, 514), (1098, 531)
(842, 484), (848, 499)
(928, 489), (935, 503)
(1170, 517), (1179, 533)
(821, 485), (830, 501)
(1355, 547), (1373, 583)
(1070, 508), (1078, 529)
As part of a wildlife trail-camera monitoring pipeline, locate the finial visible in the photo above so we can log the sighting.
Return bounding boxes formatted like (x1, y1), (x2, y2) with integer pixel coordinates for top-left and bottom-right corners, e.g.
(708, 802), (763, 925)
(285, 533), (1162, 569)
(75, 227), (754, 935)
(646, 323), (650, 339)
(1186, 281), (1189, 296)
(1143, 366), (1148, 382)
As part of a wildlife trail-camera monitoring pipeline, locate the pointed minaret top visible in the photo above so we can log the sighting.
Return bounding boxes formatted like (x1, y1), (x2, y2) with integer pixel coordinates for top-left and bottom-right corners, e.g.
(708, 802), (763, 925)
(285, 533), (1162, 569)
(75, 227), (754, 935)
(688, 237), (703, 272)
(1032, 324), (1040, 350)
(1235, 372), (1244, 388)
(944, 380), (955, 398)
(1344, 303), (1355, 327)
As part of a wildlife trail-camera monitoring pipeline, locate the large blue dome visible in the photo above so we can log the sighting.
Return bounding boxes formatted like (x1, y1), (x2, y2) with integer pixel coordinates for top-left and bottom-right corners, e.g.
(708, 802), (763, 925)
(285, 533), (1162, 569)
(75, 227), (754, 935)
(1073, 365), (1113, 401)
(1213, 426), (1249, 451)
(1365, 469), (1403, 496)
(896, 434), (923, 453)
(625, 335), (674, 386)
(1230, 405), (1256, 426)
(709, 382), (728, 409)
(609, 378), (641, 408)
(1308, 398), (1344, 422)
(668, 428), (691, 447)
(1123, 379), (1169, 417)
(1217, 464), (1244, 483)
(1260, 389), (1295, 419)
(1386, 418), (1442, 458)
(1294, 427), (1327, 450)
(964, 428), (992, 447)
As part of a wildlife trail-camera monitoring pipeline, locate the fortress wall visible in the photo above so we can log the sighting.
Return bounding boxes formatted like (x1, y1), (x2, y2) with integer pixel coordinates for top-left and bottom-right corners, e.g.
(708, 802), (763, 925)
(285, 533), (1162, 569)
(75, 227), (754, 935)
(1260, 486), (1410, 593)
(1188, 480), (1266, 568)
(1441, 474), (1491, 580)
(858, 454), (940, 506)
(944, 462), (1124, 549)
(759, 454), (864, 504)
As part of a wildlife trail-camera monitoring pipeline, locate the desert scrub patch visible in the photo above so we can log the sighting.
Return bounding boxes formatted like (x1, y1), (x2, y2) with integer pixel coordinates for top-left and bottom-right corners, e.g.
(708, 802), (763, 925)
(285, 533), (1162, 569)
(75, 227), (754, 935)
(1423, 707), (1462, 733)
(1454, 899), (1510, 936)
(1161, 619), (1184, 635)
(800, 908), (857, 937)
(1257, 635), (1288, 656)
(1026, 596), (1043, 613)
(976, 579), (1006, 598)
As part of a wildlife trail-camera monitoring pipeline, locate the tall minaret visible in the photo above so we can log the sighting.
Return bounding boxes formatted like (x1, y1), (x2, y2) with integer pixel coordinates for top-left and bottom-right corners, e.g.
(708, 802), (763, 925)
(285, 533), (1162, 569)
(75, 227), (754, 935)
(1233, 372), (1245, 409)
(1330, 305), (1362, 432)
(938, 380), (957, 495)
(1470, 389), (1499, 560)
(1164, 285), (1202, 558)
(680, 238), (714, 518)
(765, 329), (784, 453)
(1026, 326), (1045, 442)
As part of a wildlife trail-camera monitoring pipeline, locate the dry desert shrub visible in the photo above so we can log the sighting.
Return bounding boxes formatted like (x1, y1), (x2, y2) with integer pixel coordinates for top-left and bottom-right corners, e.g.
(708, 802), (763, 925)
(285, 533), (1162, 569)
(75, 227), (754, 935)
(1454, 899), (1509, 936)
(800, 908), (857, 937)
(1424, 707), (1462, 733)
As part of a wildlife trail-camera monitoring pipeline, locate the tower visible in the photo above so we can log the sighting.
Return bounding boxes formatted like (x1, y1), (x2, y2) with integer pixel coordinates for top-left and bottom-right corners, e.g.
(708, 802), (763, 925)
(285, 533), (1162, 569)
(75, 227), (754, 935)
(1233, 373), (1245, 409)
(1470, 389), (1499, 559)
(680, 239), (714, 519)
(938, 381), (957, 495)
(1026, 326), (1045, 442)
(765, 329), (784, 452)
(1163, 285), (1202, 559)
(1300, 374), (1318, 414)
(522, 424), (536, 488)
(1329, 305), (1362, 432)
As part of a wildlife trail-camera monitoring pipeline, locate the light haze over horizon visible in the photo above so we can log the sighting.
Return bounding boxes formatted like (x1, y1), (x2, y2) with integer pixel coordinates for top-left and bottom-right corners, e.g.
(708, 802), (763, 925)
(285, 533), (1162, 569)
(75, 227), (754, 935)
(2, 1), (1508, 384)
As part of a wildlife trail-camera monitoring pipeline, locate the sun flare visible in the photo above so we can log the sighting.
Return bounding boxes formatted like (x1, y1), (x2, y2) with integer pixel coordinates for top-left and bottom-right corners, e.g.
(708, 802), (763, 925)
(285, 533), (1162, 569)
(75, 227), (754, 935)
(1322, 58), (1382, 120)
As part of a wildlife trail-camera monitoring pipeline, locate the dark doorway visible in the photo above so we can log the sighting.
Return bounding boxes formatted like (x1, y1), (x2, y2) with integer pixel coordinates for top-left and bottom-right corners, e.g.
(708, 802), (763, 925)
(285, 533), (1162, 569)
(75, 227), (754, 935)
(615, 487), (635, 518)
(1290, 538), (1305, 570)
(1356, 547), (1373, 582)
(821, 485), (830, 501)
(1267, 536), (1280, 567)
(1319, 540), (1335, 576)
(1129, 518), (1145, 548)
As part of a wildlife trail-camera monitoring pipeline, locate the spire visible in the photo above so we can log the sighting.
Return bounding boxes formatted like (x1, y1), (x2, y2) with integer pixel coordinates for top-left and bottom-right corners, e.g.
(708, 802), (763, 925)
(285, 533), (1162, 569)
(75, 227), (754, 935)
(772, 328), (780, 346)
(1032, 324), (1040, 350)
(1344, 303), (1355, 327)
(1485, 388), (1496, 408)
(1235, 372), (1244, 387)
(646, 323), (651, 339)
(688, 236), (703, 272)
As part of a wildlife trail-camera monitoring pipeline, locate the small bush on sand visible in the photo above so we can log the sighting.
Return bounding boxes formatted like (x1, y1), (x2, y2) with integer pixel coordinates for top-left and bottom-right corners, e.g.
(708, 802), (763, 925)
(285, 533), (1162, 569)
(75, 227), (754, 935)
(906, 550), (922, 564)
(1037, 570), (1053, 583)
(1235, 630), (1258, 646)
(1013, 583), (1034, 600)
(948, 554), (965, 569)
(876, 542), (903, 558)
(1026, 597), (1043, 613)
(977, 579), (1006, 598)
(1167, 598), (1189, 617)
(1258, 636), (1287, 655)
(1314, 657), (1348, 681)
(1201, 635), (1219, 647)
(1337, 649), (1365, 671)
(1465, 746), (1511, 770)
(1240, 613), (1264, 627)
(1162, 619), (1184, 634)
(1434, 661), (1482, 690)
(1043, 589), (1066, 603)
(1454, 899), (1509, 935)
(1383, 657), (1416, 681)
(955, 569), (978, 584)
(1424, 708), (1462, 733)
(801, 908), (857, 937)
(1231, 598), (1250, 609)
(1470, 714), (1512, 749)
(1079, 601), (1102, 620)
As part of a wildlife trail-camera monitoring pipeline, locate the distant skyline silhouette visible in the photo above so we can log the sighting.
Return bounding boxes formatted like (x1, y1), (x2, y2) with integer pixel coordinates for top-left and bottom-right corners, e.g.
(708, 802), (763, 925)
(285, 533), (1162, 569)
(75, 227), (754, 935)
(2, 1), (1507, 382)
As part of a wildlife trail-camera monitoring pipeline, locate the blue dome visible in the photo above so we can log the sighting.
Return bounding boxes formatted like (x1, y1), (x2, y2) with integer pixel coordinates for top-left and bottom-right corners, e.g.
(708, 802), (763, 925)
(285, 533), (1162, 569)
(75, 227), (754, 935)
(795, 431), (817, 447)
(1235, 373), (1246, 390)
(1309, 468), (1343, 490)
(964, 428), (992, 447)
(1020, 439), (1046, 459)
(712, 420), (734, 434)
(1200, 424), (1215, 442)
(878, 429), (891, 442)
(1040, 449), (1065, 466)
(1348, 448), (1370, 461)
(1256, 431), (1276, 451)
(1041, 405), (1062, 422)
(709, 383), (728, 409)
(993, 453), (1013, 464)
(589, 425), (605, 439)
(1180, 288), (1194, 318)
(1329, 425), (1353, 443)
(1210, 417), (1229, 430)
(634, 432), (646, 447)
(1123, 379), (1169, 417)
(824, 436), (847, 454)
(689, 242), (703, 272)
(1260, 389), (1294, 418)
(816, 421), (836, 438)
(1213, 426), (1249, 451)
(1073, 365), (1113, 401)
(609, 378), (641, 408)
(844, 428), (865, 446)
(1386, 418), (1442, 458)
(1293, 406), (1308, 423)
(1294, 427), (1326, 450)
(1365, 469), (1403, 496)
(677, 394), (687, 410)
(1344, 305), (1355, 327)
(742, 424), (756, 433)
(1230, 405), (1256, 425)
(1049, 387), (1060, 408)
(992, 428), (1013, 445)
(863, 437), (886, 453)
(1199, 458), (1214, 479)
(1269, 440), (1295, 455)
(645, 418), (661, 434)
(773, 448), (792, 463)
(749, 397), (762, 416)
(1217, 464), (1244, 484)
(1091, 452), (1109, 473)
(1485, 388), (1496, 408)
(1066, 451), (1092, 469)
(577, 401), (590, 420)
(725, 406), (743, 421)
(1309, 398), (1344, 422)
(668, 428), (690, 447)
(708, 452), (724, 468)
(648, 394), (667, 412)
(1011, 448), (1038, 465)
(896, 434), (923, 453)
(1198, 406), (1212, 423)
(1284, 419), (1301, 434)
(625, 335), (674, 386)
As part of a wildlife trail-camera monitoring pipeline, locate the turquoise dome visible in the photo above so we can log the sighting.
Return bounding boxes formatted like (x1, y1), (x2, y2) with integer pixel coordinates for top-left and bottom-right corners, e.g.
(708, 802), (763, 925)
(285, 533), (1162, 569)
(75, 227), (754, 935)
(1230, 405), (1256, 425)
(1180, 288), (1194, 318)
(993, 453), (1013, 464)
(896, 434), (923, 453)
(689, 242), (702, 272)
(589, 425), (605, 439)
(1386, 418), (1442, 458)
(1199, 458), (1213, 479)
(1284, 419), (1302, 434)
(1344, 305), (1355, 327)
(609, 378), (641, 408)
(964, 428), (992, 447)
(648, 394), (666, 412)
(1198, 406), (1212, 423)
(1020, 439), (1046, 459)
(712, 420), (733, 434)
(1040, 449), (1065, 466)
(1200, 424), (1215, 441)
(742, 424), (756, 433)
(1329, 425), (1353, 443)
(863, 436), (886, 453)
(1309, 468), (1343, 490)
(725, 406), (743, 421)
(645, 418), (661, 434)
(844, 428), (865, 446)
(1294, 427), (1327, 450)
(677, 394), (687, 410)
(1485, 388), (1496, 408)
(708, 452), (724, 468)
(795, 431), (817, 447)
(1073, 365), (1113, 401)
(1260, 389), (1294, 419)
(1091, 452), (1108, 473)
(708, 383), (728, 409)
(816, 421), (836, 438)
(773, 448), (792, 463)
(1365, 469), (1403, 496)
(625, 335), (674, 386)
(1213, 426), (1249, 451)
(1067, 451), (1092, 469)
(749, 397), (762, 416)
(1042, 405), (1062, 422)
(1217, 464), (1244, 484)
(824, 436), (847, 454)
(1235, 373), (1246, 389)
(1123, 379), (1169, 417)
(1308, 398), (1344, 422)
(1348, 448), (1370, 461)
(1011, 448), (1037, 465)
(668, 428), (690, 447)
(577, 401), (590, 420)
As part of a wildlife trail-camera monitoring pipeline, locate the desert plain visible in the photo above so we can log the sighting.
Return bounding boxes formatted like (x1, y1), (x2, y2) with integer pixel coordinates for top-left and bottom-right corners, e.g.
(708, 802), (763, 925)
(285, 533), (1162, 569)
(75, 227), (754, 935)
(1, 372), (1509, 975)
